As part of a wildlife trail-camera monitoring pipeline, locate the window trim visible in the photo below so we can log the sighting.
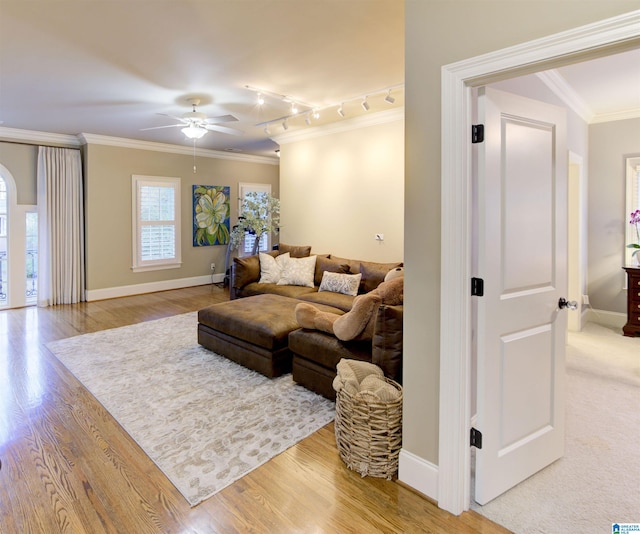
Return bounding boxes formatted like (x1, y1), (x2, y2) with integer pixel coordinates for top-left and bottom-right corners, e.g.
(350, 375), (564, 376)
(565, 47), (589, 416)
(131, 175), (182, 272)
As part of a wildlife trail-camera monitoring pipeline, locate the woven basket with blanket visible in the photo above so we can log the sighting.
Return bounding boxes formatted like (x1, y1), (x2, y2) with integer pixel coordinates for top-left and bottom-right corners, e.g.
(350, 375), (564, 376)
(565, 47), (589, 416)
(332, 359), (403, 479)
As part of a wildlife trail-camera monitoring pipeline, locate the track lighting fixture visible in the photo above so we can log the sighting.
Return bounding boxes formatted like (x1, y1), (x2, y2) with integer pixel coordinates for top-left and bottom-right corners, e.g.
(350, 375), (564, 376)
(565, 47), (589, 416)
(384, 90), (395, 104)
(252, 83), (403, 133)
(257, 93), (265, 106)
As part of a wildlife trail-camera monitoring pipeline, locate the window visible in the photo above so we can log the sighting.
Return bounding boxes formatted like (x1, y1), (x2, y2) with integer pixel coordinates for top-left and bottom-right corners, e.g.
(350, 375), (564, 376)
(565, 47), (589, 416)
(625, 156), (640, 266)
(238, 183), (272, 256)
(132, 175), (181, 272)
(25, 211), (38, 304)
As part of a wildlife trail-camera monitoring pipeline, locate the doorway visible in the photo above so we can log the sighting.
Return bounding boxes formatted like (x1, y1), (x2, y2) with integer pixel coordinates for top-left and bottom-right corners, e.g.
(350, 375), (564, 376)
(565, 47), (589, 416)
(438, 12), (640, 515)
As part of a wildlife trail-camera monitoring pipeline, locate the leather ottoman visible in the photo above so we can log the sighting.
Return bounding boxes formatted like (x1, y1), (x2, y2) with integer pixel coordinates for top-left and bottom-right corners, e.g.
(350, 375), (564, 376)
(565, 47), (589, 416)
(197, 294), (302, 378)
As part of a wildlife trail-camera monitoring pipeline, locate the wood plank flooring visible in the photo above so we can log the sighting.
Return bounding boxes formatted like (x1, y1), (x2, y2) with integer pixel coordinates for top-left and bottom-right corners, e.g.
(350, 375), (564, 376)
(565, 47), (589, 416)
(0, 285), (510, 533)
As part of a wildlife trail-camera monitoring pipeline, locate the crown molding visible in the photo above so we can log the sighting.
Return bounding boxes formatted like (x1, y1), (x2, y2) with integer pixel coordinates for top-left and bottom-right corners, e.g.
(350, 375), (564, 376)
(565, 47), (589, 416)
(0, 126), (82, 147)
(273, 107), (404, 145)
(590, 107), (640, 124)
(535, 70), (594, 123)
(78, 133), (279, 165)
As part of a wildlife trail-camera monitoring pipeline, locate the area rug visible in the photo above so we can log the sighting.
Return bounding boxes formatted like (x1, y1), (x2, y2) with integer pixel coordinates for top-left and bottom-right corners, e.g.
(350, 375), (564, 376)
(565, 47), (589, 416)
(46, 312), (335, 507)
(471, 322), (640, 533)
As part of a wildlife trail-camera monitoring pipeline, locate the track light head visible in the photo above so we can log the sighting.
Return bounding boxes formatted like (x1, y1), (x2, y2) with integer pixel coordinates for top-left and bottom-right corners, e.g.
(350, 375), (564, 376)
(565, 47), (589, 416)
(337, 104), (345, 117)
(305, 113), (311, 125)
(257, 93), (265, 106)
(361, 97), (370, 111)
(264, 126), (270, 135)
(282, 120), (288, 131)
(384, 90), (395, 104)
(312, 109), (320, 119)
(291, 103), (298, 114)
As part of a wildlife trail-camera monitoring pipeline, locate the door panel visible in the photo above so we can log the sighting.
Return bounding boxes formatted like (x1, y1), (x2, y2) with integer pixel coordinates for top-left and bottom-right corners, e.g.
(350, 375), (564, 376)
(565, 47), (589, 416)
(475, 87), (567, 505)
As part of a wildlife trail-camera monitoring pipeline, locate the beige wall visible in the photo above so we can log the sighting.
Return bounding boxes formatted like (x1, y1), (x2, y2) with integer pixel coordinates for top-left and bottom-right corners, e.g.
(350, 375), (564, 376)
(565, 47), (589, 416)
(0, 142), (38, 205)
(588, 117), (640, 313)
(278, 112), (404, 262)
(84, 143), (278, 293)
(404, 0), (640, 469)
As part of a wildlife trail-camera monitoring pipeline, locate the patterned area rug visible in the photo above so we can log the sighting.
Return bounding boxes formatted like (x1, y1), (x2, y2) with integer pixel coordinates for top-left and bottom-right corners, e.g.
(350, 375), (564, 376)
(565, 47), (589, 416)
(46, 312), (335, 506)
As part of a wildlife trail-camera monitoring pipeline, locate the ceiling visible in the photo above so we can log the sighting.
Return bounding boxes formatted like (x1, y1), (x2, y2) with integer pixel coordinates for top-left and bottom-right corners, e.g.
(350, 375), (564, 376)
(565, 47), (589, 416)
(0, 1), (638, 159)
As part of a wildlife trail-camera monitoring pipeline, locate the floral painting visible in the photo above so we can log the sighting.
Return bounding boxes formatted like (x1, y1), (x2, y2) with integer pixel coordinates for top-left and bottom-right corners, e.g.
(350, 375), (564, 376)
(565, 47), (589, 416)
(193, 185), (230, 246)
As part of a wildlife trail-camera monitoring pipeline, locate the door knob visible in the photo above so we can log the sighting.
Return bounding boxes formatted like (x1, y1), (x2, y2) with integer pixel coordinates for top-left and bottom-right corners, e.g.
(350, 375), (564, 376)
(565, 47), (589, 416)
(558, 297), (578, 310)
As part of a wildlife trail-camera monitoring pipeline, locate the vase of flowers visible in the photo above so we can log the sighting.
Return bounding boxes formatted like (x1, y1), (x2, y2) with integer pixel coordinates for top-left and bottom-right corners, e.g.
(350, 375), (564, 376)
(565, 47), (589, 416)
(627, 210), (640, 266)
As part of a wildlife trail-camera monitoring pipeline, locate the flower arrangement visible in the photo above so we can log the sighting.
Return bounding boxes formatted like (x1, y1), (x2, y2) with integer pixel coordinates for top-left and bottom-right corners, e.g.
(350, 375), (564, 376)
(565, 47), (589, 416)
(627, 210), (640, 261)
(229, 192), (280, 255)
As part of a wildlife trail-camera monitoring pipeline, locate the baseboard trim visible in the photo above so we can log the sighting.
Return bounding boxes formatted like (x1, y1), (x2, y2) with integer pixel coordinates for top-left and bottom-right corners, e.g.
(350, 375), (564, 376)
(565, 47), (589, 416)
(398, 448), (439, 502)
(86, 274), (225, 301)
(586, 308), (626, 330)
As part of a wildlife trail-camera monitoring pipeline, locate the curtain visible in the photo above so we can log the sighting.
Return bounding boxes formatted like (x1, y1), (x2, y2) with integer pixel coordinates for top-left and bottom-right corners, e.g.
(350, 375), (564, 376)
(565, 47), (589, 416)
(37, 146), (85, 306)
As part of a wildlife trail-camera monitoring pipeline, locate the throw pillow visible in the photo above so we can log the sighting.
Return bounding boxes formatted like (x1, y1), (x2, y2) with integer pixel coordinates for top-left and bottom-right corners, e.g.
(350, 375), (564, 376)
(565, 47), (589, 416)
(318, 271), (362, 296)
(259, 252), (290, 283)
(277, 255), (317, 287)
(360, 261), (403, 293)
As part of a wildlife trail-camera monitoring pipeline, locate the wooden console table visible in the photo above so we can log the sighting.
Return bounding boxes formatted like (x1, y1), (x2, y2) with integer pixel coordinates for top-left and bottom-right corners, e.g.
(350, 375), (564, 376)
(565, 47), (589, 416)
(623, 266), (640, 336)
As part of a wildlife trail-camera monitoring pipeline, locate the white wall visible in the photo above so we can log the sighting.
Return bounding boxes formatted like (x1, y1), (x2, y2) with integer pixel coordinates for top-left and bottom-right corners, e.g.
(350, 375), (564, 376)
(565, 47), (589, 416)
(277, 109), (404, 262)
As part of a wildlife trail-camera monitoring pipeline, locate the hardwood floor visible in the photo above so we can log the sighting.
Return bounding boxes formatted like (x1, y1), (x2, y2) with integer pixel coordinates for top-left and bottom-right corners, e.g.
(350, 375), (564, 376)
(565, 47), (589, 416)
(0, 285), (509, 533)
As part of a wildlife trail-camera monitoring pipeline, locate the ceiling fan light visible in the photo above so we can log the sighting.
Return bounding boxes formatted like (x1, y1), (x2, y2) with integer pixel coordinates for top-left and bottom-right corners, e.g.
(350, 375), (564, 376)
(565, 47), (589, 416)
(182, 125), (207, 139)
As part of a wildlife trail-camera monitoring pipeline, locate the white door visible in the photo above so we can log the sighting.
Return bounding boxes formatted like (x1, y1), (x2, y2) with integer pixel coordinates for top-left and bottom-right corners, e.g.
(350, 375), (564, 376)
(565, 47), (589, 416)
(474, 87), (568, 505)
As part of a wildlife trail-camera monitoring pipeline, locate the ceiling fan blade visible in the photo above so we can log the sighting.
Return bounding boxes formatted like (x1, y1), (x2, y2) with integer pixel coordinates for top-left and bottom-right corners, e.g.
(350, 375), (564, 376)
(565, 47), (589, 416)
(204, 124), (243, 136)
(205, 114), (238, 124)
(157, 112), (188, 122)
(140, 124), (183, 131)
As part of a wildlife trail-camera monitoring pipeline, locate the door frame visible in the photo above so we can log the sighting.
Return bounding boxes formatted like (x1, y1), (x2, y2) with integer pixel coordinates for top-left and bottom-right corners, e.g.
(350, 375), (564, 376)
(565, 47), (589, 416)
(438, 11), (640, 515)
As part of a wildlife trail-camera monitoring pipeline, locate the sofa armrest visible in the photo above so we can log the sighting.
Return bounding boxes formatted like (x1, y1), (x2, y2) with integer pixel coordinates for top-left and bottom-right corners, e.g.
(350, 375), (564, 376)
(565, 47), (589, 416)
(372, 304), (403, 383)
(230, 254), (261, 299)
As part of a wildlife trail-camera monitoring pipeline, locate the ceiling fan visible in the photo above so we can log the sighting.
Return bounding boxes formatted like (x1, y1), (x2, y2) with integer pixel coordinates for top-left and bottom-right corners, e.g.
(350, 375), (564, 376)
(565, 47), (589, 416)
(142, 98), (242, 139)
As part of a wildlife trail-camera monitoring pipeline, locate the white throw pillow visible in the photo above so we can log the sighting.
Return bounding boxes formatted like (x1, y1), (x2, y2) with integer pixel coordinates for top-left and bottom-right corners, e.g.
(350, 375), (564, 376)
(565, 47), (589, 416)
(318, 271), (362, 296)
(259, 252), (290, 283)
(277, 255), (317, 287)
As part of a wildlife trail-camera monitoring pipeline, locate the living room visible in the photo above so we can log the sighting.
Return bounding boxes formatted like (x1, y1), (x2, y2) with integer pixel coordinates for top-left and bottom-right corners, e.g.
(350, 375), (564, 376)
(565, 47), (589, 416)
(1, 1), (639, 532)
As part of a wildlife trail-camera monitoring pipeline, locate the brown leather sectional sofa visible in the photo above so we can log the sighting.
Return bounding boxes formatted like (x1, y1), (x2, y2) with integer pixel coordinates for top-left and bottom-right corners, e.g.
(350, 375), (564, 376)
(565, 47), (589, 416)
(229, 245), (403, 400)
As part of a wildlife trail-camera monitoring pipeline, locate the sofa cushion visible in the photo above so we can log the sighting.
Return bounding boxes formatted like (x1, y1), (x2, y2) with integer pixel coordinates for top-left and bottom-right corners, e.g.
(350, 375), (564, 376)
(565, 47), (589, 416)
(314, 255), (350, 286)
(278, 255), (317, 287)
(239, 282), (317, 299)
(372, 304), (403, 383)
(259, 252), (290, 283)
(278, 243), (312, 258)
(297, 291), (355, 312)
(318, 271), (362, 296)
(289, 329), (371, 372)
(359, 261), (404, 293)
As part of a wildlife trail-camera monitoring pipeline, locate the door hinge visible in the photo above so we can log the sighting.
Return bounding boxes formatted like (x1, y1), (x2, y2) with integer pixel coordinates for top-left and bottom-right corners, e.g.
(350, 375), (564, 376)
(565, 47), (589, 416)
(470, 427), (483, 449)
(472, 124), (484, 143)
(471, 277), (484, 296)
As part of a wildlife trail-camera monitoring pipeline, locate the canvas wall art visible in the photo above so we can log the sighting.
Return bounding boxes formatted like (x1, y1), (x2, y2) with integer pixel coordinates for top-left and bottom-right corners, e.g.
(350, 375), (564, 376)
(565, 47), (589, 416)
(193, 185), (230, 246)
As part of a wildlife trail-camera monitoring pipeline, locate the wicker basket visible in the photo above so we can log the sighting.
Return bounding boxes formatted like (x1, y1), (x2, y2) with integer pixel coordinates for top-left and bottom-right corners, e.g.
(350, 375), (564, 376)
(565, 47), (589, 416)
(334, 377), (403, 479)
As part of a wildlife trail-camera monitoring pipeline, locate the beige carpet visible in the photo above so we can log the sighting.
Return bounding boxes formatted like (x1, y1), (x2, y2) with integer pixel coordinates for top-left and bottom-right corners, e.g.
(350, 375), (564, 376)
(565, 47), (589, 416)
(46, 312), (335, 506)
(471, 322), (640, 533)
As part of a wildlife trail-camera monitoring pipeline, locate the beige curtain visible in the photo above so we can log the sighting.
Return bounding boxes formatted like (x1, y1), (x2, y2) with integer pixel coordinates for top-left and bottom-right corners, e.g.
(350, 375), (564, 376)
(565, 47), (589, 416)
(37, 146), (85, 306)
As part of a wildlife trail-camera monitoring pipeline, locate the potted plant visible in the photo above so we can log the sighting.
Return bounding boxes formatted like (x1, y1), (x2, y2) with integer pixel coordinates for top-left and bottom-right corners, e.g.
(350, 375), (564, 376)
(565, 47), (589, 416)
(224, 192), (280, 283)
(628, 210), (640, 266)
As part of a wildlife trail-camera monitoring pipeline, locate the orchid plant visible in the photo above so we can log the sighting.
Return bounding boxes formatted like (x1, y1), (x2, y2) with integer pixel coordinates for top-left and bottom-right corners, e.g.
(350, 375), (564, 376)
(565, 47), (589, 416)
(627, 210), (640, 260)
